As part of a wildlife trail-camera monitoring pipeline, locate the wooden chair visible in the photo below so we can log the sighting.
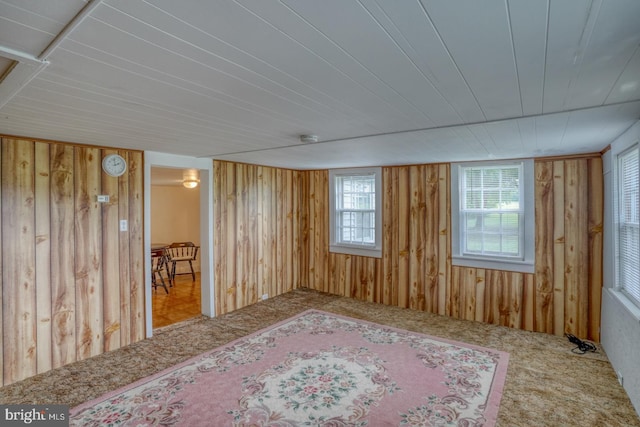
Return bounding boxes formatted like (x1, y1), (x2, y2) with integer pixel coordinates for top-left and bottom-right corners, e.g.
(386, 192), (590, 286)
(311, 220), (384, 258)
(151, 249), (169, 293)
(165, 242), (199, 282)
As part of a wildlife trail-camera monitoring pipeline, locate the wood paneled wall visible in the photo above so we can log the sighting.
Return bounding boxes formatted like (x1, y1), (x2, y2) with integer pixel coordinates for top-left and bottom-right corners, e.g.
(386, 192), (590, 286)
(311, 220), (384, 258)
(213, 161), (303, 315)
(302, 157), (603, 341)
(0, 137), (144, 386)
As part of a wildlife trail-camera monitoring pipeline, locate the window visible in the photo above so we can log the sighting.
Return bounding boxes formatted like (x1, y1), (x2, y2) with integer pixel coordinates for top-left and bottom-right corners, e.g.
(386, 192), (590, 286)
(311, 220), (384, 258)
(615, 145), (640, 308)
(451, 160), (534, 273)
(329, 168), (382, 258)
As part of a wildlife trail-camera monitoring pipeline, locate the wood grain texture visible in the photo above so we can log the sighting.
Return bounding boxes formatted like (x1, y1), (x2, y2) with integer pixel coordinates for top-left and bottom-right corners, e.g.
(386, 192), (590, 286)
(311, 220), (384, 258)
(126, 152), (144, 343)
(0, 137), (144, 386)
(1, 139), (37, 384)
(74, 147), (103, 360)
(35, 142), (52, 374)
(587, 157), (603, 341)
(302, 156), (603, 340)
(50, 143), (76, 369)
(213, 161), (303, 316)
(102, 149), (121, 352)
(117, 150), (131, 347)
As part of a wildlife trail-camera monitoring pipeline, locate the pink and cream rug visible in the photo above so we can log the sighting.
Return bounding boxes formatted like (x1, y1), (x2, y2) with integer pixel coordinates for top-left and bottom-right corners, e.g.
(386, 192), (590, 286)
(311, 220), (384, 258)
(70, 310), (509, 426)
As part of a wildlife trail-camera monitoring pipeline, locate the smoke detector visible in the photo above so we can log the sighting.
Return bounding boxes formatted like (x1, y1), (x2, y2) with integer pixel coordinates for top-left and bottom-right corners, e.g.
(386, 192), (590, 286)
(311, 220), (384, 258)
(299, 134), (318, 143)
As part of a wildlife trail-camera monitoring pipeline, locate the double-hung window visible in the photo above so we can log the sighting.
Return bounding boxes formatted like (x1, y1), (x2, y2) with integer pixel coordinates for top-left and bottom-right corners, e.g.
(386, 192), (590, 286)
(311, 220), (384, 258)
(615, 145), (640, 308)
(329, 168), (382, 258)
(451, 160), (534, 273)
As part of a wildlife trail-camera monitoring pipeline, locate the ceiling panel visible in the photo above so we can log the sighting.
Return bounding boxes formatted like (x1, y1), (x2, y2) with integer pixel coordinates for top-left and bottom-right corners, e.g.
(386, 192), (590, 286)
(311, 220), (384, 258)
(0, 0), (85, 54)
(0, 0), (639, 169)
(367, 0), (485, 124)
(561, 0), (640, 109)
(507, 0), (548, 116)
(422, 0), (523, 120)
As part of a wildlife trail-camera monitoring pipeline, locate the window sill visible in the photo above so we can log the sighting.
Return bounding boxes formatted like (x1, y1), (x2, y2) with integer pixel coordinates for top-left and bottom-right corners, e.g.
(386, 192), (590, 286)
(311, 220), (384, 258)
(607, 288), (640, 323)
(452, 255), (534, 274)
(330, 244), (381, 259)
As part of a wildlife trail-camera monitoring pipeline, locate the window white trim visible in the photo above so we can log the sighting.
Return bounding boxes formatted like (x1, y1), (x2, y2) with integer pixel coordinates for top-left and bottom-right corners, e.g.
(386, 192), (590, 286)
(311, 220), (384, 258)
(613, 143), (640, 309)
(329, 167), (382, 258)
(451, 159), (535, 273)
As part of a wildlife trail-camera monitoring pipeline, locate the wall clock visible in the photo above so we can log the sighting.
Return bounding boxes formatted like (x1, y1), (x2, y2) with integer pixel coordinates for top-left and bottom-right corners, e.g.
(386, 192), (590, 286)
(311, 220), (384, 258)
(102, 153), (127, 177)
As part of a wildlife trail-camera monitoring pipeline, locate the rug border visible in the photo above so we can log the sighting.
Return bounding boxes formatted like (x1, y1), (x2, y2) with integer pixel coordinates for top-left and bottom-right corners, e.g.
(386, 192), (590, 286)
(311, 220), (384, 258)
(71, 309), (509, 424)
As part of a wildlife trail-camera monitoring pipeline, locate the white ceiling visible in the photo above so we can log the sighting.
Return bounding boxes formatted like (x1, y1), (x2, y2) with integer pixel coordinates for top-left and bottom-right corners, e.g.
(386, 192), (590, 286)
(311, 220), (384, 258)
(1, 0), (639, 170)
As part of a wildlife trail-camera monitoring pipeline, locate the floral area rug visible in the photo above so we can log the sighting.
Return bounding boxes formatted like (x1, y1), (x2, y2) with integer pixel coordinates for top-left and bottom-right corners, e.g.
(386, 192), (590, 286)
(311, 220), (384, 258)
(70, 310), (509, 426)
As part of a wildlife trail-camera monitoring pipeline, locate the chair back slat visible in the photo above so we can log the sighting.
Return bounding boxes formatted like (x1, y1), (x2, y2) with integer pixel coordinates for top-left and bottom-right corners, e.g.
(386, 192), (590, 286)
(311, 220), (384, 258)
(166, 242), (198, 260)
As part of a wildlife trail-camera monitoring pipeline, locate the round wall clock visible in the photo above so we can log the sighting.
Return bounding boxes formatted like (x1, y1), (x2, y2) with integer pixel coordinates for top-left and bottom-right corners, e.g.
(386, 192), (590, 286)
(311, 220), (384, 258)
(102, 153), (127, 177)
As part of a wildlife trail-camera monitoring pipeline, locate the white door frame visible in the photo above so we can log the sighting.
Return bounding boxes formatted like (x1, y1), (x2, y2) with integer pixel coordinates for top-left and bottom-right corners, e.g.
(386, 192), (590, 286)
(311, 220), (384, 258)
(143, 151), (215, 337)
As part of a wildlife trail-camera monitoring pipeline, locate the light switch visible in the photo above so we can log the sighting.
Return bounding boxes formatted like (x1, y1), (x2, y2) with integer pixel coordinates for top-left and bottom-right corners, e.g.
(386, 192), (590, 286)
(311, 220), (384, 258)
(120, 220), (128, 231)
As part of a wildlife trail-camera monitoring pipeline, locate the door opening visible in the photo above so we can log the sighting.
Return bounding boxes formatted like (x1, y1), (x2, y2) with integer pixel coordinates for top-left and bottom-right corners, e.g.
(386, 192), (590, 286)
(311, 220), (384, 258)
(143, 152), (214, 338)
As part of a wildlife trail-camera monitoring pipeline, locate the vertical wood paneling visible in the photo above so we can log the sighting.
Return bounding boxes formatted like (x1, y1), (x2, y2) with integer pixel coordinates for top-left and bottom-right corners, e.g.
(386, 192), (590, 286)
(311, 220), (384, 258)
(302, 155), (603, 341)
(588, 158), (603, 341)
(564, 159), (589, 338)
(311, 171), (329, 292)
(382, 167), (396, 306)
(0, 137), (144, 386)
(475, 269), (485, 323)
(292, 171), (302, 290)
(2, 139), (36, 384)
(408, 166), (424, 310)
(225, 163), (236, 312)
(523, 274), (535, 331)
(35, 142), (52, 374)
(213, 161), (303, 315)
(213, 162), (225, 315)
(397, 167), (410, 308)
(126, 151), (144, 343)
(298, 171), (309, 288)
(552, 161), (566, 336)
(256, 167), (266, 299)
(275, 169), (283, 298)
(236, 165), (247, 308)
(75, 147), (103, 360)
(425, 165), (439, 314)
(535, 161), (554, 334)
(438, 164), (450, 316)
(102, 150), (120, 352)
(286, 170), (295, 293)
(117, 150), (131, 347)
(50, 143), (75, 368)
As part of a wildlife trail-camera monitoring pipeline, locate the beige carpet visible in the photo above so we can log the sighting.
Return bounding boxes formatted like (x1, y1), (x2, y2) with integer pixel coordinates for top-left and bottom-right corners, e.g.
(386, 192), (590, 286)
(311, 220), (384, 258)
(1, 288), (638, 426)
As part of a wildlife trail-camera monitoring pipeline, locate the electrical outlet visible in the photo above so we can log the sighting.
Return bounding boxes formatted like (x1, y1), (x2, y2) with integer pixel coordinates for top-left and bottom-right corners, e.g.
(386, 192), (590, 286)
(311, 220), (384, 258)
(261, 294), (268, 300)
(119, 220), (128, 231)
(617, 371), (624, 386)
(97, 195), (109, 203)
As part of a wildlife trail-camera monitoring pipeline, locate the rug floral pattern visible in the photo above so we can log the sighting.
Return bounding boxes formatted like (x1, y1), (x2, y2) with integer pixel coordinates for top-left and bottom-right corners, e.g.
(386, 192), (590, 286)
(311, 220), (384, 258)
(70, 310), (508, 426)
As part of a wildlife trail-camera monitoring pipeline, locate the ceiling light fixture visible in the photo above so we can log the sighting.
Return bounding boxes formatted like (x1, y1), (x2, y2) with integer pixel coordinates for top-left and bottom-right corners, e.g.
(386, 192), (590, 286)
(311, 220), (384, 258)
(182, 169), (200, 189)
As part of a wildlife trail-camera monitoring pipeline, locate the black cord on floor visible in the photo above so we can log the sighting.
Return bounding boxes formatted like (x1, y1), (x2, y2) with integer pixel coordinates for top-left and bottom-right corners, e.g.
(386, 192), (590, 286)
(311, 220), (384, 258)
(565, 334), (597, 354)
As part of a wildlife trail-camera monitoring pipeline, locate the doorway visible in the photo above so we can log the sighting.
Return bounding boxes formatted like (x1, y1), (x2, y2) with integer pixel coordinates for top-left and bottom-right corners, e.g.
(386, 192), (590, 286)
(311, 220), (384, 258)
(150, 167), (201, 328)
(143, 152), (214, 338)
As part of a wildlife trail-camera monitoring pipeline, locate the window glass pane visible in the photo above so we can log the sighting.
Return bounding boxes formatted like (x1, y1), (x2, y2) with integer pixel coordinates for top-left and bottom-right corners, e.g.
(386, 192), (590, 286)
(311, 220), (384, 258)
(465, 190), (482, 209)
(501, 235), (520, 256)
(465, 169), (482, 188)
(460, 164), (524, 259)
(334, 173), (376, 247)
(618, 147), (640, 306)
(483, 190), (500, 209)
(465, 231), (483, 252)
